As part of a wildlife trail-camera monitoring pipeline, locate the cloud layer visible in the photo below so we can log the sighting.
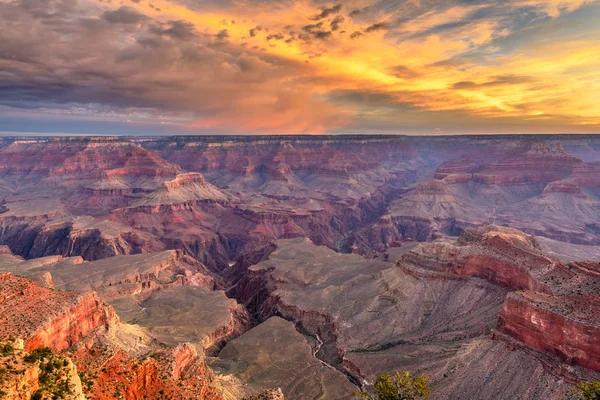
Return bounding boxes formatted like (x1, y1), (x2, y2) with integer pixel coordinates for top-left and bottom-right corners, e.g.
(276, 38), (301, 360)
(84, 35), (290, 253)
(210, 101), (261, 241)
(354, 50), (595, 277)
(0, 0), (598, 134)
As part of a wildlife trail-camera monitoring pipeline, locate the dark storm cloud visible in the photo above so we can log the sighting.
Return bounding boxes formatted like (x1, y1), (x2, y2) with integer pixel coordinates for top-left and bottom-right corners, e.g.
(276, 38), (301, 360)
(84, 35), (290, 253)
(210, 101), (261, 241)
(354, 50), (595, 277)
(266, 33), (284, 40)
(215, 29), (230, 40)
(311, 4), (342, 20)
(302, 22), (324, 32)
(330, 15), (344, 31)
(249, 25), (264, 37)
(299, 21), (332, 40)
(365, 22), (389, 33)
(349, 8), (363, 17)
(312, 30), (332, 39)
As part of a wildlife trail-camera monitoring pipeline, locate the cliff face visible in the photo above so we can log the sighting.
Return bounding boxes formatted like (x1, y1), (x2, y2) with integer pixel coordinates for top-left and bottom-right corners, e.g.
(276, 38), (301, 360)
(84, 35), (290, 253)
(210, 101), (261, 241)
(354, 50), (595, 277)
(0, 271), (228, 399)
(0, 135), (428, 272)
(398, 226), (600, 373)
(0, 339), (85, 400)
(362, 137), (600, 247)
(72, 342), (223, 400)
(0, 273), (117, 352)
(398, 226), (560, 292)
(24, 292), (118, 352)
(0, 359), (39, 400)
(471, 139), (582, 185)
(498, 292), (600, 372)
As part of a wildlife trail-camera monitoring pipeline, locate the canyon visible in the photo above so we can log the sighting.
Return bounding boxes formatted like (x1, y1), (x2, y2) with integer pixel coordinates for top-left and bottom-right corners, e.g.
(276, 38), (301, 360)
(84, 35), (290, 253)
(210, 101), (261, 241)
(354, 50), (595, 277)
(1, 135), (600, 399)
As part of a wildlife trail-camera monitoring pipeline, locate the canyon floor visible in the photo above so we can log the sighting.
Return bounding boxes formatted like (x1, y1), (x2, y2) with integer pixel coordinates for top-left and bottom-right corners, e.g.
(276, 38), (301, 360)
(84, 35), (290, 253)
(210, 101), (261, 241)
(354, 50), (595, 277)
(1, 135), (600, 399)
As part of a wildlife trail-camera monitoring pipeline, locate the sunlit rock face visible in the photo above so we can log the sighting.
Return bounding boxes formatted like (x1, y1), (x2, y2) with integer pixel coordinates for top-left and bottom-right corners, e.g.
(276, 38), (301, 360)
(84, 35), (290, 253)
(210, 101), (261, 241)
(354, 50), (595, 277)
(0, 272), (231, 400)
(396, 226), (600, 373)
(1, 135), (600, 399)
(0, 272), (116, 352)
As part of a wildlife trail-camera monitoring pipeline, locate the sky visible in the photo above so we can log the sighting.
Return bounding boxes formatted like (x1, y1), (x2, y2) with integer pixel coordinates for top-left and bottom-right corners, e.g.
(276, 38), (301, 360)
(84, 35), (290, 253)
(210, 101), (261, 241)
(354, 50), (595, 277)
(0, 0), (599, 135)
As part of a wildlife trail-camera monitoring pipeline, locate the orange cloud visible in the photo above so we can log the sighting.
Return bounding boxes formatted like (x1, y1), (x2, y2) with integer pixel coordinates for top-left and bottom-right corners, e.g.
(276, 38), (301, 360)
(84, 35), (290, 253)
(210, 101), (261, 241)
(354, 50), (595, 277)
(1, 0), (598, 134)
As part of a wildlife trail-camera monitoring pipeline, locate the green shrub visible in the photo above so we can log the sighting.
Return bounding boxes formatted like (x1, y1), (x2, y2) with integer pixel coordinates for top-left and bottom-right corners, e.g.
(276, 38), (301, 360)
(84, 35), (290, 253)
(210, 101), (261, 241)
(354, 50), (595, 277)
(572, 381), (600, 400)
(31, 389), (43, 400)
(24, 347), (53, 363)
(1, 344), (14, 356)
(358, 370), (430, 400)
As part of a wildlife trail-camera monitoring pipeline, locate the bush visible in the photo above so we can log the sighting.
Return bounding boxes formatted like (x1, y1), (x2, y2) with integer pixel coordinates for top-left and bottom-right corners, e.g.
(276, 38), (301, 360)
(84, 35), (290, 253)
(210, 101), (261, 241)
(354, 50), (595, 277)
(24, 347), (53, 363)
(1, 344), (14, 356)
(359, 370), (430, 400)
(31, 390), (43, 400)
(572, 381), (600, 400)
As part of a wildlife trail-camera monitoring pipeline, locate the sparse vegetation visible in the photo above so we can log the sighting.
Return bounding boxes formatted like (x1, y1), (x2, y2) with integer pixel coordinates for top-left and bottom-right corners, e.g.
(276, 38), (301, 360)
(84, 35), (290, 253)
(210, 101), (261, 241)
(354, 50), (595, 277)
(242, 395), (270, 400)
(79, 371), (94, 391)
(242, 389), (283, 400)
(358, 370), (430, 400)
(24, 347), (53, 363)
(0, 344), (14, 356)
(0, 344), (75, 399)
(571, 380), (600, 400)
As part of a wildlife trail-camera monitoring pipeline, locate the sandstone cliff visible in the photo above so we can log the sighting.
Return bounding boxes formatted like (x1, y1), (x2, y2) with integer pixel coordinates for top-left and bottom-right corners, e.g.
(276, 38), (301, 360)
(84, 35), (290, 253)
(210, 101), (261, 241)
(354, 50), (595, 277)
(398, 226), (600, 373)
(0, 339), (85, 400)
(0, 273), (117, 352)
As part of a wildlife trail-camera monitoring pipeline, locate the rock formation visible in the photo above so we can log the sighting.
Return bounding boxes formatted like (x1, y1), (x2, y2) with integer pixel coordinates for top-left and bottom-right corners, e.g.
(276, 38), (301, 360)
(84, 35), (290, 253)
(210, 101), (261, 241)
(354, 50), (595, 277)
(397, 226), (600, 375)
(2, 135), (600, 399)
(0, 338), (85, 400)
(0, 273), (116, 352)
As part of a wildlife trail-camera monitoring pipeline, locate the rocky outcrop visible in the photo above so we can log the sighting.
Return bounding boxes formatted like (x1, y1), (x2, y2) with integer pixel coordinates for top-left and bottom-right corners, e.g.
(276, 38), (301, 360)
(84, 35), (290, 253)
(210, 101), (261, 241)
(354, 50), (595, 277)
(0, 268), (226, 400)
(233, 237), (510, 393)
(0, 351), (40, 400)
(497, 291), (600, 372)
(0, 273), (117, 352)
(398, 226), (560, 292)
(126, 285), (250, 351)
(215, 317), (356, 400)
(169, 343), (201, 380)
(131, 172), (230, 207)
(71, 340), (224, 400)
(24, 292), (117, 353)
(0, 338), (85, 400)
(472, 139), (582, 185)
(398, 226), (600, 373)
(0, 215), (166, 261)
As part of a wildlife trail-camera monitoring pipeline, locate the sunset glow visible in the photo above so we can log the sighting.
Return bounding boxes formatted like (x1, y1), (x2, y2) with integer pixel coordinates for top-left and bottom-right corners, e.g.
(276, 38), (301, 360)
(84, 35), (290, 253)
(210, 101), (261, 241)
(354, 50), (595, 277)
(0, 0), (598, 134)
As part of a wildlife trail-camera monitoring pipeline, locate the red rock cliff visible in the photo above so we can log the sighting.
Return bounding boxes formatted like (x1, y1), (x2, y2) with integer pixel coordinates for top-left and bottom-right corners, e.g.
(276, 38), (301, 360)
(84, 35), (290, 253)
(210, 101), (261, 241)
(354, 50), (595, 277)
(399, 226), (600, 373)
(0, 273), (117, 352)
(498, 291), (600, 371)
